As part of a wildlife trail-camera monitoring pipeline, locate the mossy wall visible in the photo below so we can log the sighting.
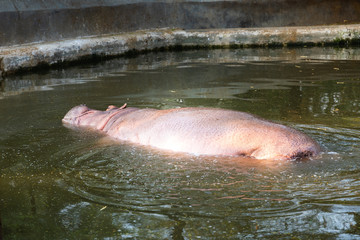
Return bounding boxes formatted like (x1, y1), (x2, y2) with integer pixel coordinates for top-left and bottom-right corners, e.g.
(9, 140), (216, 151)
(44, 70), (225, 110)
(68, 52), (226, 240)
(1, 0), (360, 47)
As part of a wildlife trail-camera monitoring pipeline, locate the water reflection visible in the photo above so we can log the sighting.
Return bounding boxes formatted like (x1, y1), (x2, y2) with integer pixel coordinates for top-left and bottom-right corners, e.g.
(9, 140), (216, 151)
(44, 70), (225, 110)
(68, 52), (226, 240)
(1, 48), (360, 239)
(0, 77), (95, 99)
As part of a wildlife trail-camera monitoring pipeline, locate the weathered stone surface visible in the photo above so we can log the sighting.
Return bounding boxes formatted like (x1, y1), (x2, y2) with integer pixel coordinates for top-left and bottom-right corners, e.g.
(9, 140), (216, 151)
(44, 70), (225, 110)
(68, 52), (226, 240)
(1, 0), (360, 47)
(1, 0), (360, 76)
(1, 25), (360, 76)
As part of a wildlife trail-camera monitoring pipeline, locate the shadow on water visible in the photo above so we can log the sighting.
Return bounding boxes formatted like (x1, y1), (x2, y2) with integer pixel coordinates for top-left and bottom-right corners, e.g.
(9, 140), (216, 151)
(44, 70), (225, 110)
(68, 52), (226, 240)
(1, 47), (360, 239)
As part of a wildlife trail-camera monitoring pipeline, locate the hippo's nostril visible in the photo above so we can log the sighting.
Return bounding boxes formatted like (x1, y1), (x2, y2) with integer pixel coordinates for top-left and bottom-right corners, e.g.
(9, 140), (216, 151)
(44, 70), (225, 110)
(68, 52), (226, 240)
(62, 116), (73, 124)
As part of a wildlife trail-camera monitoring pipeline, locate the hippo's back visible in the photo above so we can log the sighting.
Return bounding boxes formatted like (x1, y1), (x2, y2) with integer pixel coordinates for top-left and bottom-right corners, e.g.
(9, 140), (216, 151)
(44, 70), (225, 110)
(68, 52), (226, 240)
(107, 107), (320, 159)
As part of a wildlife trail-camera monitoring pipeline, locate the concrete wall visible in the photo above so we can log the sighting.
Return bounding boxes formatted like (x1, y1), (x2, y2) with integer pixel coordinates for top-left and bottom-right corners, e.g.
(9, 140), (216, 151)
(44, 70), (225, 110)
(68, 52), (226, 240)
(1, 0), (360, 76)
(1, 0), (360, 47)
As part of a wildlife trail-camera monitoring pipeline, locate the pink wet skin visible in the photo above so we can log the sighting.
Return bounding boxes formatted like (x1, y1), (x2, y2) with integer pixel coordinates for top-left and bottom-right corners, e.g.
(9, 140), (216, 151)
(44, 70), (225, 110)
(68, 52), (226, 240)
(62, 104), (321, 160)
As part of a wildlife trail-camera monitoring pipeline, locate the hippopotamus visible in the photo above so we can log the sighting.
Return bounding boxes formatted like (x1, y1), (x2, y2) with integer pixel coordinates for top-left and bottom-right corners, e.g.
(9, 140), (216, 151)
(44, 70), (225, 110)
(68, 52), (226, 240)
(62, 104), (321, 160)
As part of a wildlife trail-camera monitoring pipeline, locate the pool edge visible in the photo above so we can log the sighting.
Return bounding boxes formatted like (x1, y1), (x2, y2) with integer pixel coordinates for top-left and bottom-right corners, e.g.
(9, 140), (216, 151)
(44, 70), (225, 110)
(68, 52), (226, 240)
(1, 24), (360, 77)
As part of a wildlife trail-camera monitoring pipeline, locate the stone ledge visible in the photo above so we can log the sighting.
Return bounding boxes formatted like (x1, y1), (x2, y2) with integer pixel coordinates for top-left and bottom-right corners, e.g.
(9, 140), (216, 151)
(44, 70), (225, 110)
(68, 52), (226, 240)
(2, 0), (359, 47)
(1, 24), (360, 76)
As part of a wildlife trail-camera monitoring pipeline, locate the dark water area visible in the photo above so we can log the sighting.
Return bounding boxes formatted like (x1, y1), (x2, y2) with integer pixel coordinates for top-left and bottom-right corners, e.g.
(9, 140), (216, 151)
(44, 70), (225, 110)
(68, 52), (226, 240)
(1, 48), (360, 239)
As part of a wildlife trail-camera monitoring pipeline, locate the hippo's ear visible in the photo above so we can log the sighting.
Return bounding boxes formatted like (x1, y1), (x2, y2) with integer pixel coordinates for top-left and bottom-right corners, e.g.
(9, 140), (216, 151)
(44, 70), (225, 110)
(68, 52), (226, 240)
(106, 103), (127, 111)
(119, 103), (127, 109)
(106, 105), (117, 111)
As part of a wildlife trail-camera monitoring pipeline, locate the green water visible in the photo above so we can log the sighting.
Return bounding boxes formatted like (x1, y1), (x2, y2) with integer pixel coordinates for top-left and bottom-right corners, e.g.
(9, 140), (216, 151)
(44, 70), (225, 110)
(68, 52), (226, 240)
(1, 48), (360, 239)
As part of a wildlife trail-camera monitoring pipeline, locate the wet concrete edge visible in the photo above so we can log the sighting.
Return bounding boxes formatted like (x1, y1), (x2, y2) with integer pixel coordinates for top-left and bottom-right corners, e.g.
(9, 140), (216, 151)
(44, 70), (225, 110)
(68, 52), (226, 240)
(1, 24), (360, 77)
(2, 0), (359, 47)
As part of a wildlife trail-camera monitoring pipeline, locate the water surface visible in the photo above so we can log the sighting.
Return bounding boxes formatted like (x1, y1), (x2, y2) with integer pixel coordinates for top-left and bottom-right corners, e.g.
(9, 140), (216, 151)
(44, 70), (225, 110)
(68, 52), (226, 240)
(1, 48), (360, 239)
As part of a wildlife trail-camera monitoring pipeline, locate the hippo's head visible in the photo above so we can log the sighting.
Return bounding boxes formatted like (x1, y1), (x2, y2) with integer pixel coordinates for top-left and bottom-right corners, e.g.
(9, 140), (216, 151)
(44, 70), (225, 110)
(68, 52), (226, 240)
(62, 104), (129, 130)
(62, 104), (109, 130)
(62, 105), (92, 125)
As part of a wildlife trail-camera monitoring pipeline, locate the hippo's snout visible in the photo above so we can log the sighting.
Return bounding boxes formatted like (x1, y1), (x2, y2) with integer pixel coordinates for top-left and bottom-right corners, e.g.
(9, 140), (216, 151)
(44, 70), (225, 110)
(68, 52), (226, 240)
(62, 105), (90, 125)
